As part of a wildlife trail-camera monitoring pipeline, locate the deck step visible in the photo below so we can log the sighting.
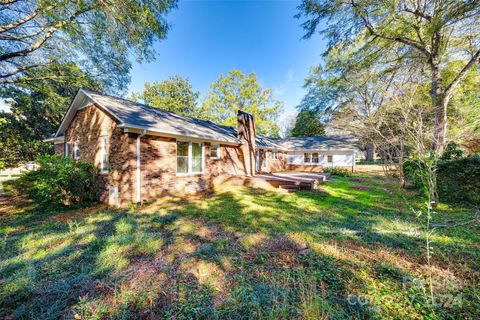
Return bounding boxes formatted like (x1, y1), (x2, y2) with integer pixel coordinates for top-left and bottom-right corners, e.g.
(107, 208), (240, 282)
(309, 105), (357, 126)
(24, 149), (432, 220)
(279, 184), (300, 193)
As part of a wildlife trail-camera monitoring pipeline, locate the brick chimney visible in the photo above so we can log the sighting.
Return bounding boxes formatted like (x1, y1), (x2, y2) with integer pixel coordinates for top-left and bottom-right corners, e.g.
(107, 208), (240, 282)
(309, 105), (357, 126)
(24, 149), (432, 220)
(237, 110), (256, 176)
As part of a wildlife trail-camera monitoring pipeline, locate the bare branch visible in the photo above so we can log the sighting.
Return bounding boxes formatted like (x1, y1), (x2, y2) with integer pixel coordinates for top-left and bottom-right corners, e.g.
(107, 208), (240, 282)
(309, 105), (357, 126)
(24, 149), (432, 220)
(443, 49), (480, 101)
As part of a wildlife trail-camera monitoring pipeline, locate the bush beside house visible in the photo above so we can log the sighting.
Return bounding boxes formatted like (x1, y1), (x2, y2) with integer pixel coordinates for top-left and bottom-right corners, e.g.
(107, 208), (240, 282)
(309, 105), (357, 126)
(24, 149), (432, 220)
(405, 154), (480, 205)
(4, 154), (98, 206)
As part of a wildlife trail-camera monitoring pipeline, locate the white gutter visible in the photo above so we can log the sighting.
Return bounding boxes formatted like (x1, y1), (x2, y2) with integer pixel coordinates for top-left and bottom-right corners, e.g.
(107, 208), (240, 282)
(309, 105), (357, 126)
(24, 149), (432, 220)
(136, 130), (146, 204)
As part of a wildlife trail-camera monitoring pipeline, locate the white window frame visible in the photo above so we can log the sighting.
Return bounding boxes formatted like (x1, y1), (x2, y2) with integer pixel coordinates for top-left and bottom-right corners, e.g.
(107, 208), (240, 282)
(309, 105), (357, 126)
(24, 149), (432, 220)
(272, 150), (278, 160)
(327, 155), (333, 163)
(210, 144), (220, 160)
(176, 140), (205, 175)
(73, 141), (80, 160)
(312, 152), (319, 163)
(304, 152), (311, 163)
(100, 135), (108, 174)
(263, 150), (268, 168)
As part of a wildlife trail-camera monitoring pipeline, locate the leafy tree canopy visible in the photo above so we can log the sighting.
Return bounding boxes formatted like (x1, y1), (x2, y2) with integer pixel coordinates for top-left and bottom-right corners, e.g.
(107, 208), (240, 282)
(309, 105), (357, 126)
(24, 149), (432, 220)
(201, 70), (283, 137)
(131, 75), (200, 117)
(0, 62), (102, 167)
(291, 110), (325, 137)
(0, 0), (177, 92)
(297, 0), (480, 153)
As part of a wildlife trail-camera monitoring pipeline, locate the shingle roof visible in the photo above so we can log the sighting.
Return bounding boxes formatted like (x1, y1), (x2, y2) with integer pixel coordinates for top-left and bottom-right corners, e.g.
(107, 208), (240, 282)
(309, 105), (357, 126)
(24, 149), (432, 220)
(55, 89), (356, 151)
(275, 136), (359, 151)
(58, 89), (241, 144)
(256, 135), (287, 150)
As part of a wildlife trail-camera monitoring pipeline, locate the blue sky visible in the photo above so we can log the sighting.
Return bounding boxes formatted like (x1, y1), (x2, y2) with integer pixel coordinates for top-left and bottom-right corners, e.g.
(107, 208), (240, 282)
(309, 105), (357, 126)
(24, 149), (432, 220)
(128, 0), (326, 122)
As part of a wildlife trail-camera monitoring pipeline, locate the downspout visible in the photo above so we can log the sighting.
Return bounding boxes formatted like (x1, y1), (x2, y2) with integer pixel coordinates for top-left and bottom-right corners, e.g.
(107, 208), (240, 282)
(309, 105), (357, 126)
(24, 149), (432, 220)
(136, 130), (146, 204)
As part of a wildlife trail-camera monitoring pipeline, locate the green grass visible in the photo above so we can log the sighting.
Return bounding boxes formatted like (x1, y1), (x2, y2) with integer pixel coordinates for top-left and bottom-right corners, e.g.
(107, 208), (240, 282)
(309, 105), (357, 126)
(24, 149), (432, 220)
(0, 173), (478, 319)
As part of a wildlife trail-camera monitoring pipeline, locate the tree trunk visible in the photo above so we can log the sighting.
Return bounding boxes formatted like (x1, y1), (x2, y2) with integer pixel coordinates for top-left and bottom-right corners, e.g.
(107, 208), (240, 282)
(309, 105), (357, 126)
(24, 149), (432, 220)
(366, 143), (375, 161)
(398, 140), (405, 188)
(430, 58), (447, 154)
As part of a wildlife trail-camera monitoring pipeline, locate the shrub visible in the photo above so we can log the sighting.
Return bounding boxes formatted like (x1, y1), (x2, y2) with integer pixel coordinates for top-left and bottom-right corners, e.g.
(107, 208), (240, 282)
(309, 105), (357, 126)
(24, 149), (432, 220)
(404, 155), (480, 205)
(403, 159), (425, 190)
(437, 155), (480, 205)
(4, 154), (99, 206)
(323, 167), (351, 177)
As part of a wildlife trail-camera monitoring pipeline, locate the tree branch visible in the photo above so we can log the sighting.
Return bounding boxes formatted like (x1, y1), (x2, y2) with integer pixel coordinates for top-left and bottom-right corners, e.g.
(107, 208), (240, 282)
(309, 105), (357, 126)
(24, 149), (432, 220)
(443, 49), (480, 101)
(351, 0), (430, 56)
(0, 9), (39, 33)
(0, 6), (94, 62)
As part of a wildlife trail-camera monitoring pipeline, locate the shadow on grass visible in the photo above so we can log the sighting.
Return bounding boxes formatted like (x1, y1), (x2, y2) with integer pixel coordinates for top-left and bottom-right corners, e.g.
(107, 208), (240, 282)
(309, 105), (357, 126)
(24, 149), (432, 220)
(0, 176), (476, 319)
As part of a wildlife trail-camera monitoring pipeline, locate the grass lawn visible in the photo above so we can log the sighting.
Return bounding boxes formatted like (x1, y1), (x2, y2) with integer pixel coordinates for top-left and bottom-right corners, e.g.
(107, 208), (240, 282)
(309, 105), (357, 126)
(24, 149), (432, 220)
(0, 173), (478, 319)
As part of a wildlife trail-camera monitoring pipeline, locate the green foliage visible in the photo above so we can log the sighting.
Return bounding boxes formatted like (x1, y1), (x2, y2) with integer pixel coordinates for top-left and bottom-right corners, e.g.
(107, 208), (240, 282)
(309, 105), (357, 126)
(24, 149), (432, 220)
(1, 174), (477, 318)
(322, 166), (351, 177)
(291, 110), (326, 137)
(4, 154), (98, 206)
(0, 62), (102, 168)
(437, 155), (480, 205)
(440, 141), (464, 160)
(0, 0), (178, 90)
(201, 70), (283, 137)
(405, 155), (480, 205)
(131, 75), (200, 117)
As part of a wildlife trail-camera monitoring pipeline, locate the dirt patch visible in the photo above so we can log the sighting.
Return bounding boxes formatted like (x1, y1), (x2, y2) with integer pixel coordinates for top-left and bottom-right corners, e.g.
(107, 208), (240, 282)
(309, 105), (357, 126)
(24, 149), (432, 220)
(348, 185), (371, 190)
(0, 194), (31, 217)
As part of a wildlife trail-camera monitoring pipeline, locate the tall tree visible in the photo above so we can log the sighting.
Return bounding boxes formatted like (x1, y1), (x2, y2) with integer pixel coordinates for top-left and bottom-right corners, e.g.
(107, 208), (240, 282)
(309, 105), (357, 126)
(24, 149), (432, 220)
(290, 110), (325, 137)
(297, 0), (480, 154)
(201, 70), (283, 137)
(0, 62), (102, 167)
(0, 0), (177, 91)
(131, 76), (200, 117)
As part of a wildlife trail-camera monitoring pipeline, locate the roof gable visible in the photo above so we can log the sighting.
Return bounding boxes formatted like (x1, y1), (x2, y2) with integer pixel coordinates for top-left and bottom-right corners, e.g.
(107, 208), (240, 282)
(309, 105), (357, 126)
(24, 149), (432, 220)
(55, 89), (241, 144)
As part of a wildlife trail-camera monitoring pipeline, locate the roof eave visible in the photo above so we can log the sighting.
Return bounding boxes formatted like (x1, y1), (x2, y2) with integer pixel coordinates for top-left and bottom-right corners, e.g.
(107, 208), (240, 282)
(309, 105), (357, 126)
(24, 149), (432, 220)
(119, 123), (242, 146)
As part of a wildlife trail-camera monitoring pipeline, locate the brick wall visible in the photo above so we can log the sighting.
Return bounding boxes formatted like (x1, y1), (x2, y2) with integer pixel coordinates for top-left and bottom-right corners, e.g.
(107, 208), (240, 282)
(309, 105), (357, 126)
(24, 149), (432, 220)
(54, 143), (64, 155)
(257, 149), (288, 173)
(64, 104), (136, 205)
(139, 137), (247, 202)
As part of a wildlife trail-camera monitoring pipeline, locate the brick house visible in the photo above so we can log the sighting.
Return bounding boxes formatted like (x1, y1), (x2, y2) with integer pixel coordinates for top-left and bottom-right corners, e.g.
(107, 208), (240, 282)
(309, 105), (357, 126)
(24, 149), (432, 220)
(46, 89), (358, 206)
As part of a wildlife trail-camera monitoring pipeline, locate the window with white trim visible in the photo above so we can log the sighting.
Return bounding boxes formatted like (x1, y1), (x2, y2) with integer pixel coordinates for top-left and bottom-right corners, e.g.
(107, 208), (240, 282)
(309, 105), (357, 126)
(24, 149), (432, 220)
(73, 141), (80, 160)
(100, 135), (108, 173)
(177, 141), (204, 174)
(312, 152), (319, 163)
(210, 144), (220, 159)
(272, 150), (278, 160)
(304, 152), (310, 163)
(327, 155), (333, 163)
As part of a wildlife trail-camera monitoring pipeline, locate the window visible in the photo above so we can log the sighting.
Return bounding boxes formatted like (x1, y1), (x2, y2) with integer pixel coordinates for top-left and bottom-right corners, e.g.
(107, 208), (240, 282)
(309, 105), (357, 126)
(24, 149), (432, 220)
(327, 155), (333, 163)
(272, 150), (278, 160)
(312, 152), (319, 163)
(100, 136), (108, 173)
(304, 153), (310, 163)
(210, 144), (220, 159)
(177, 141), (204, 174)
(64, 143), (70, 158)
(73, 141), (80, 160)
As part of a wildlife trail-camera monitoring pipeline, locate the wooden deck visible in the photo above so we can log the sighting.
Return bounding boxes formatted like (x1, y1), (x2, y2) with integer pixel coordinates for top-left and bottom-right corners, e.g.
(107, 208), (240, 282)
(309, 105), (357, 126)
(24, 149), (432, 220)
(224, 172), (330, 192)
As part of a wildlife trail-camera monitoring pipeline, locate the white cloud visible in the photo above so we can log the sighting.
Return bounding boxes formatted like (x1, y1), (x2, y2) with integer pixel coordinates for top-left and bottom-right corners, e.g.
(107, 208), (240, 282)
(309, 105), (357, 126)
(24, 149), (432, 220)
(273, 69), (295, 96)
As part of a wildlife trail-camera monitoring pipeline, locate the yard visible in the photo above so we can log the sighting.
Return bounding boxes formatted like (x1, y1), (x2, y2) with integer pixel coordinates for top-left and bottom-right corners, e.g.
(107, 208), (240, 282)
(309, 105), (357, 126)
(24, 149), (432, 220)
(0, 172), (478, 319)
